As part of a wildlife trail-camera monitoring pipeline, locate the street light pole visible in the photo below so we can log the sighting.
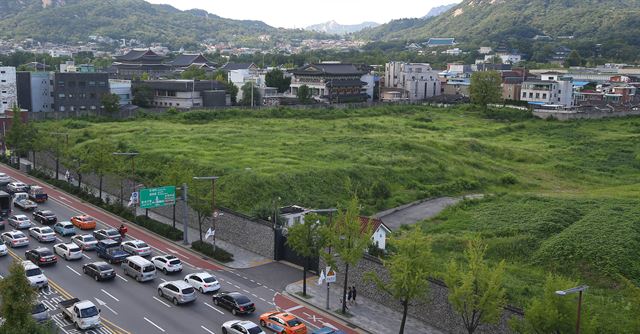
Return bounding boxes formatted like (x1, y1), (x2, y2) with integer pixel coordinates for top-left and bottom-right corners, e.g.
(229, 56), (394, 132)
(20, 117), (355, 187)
(193, 176), (219, 254)
(556, 285), (588, 334)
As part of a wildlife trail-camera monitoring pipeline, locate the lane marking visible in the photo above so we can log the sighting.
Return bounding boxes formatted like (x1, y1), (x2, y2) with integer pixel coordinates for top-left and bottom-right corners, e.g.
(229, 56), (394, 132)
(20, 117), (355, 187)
(152, 296), (172, 308)
(83, 253), (91, 259)
(203, 302), (225, 315)
(285, 305), (304, 312)
(234, 285), (241, 289)
(159, 278), (167, 282)
(95, 297), (118, 315)
(144, 317), (166, 332)
(242, 289), (250, 294)
(58, 196), (71, 203)
(116, 274), (128, 282)
(259, 298), (266, 302)
(101, 289), (120, 302)
(166, 248), (189, 259)
(56, 237), (63, 242)
(201, 325), (215, 334)
(66, 265), (81, 276)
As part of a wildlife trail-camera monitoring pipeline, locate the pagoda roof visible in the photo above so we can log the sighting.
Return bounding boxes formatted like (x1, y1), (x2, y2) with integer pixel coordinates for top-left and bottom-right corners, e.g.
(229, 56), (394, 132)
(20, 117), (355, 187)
(115, 49), (165, 62)
(170, 53), (215, 67)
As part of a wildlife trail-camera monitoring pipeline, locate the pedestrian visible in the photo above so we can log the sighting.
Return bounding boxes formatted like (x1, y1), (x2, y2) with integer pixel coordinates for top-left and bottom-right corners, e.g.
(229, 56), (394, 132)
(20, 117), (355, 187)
(341, 296), (349, 311)
(65, 170), (70, 183)
(352, 286), (357, 305)
(347, 286), (353, 305)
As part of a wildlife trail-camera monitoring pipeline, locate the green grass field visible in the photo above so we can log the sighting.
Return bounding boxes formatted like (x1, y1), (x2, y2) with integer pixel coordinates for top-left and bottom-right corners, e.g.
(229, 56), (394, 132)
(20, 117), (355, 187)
(37, 105), (640, 329)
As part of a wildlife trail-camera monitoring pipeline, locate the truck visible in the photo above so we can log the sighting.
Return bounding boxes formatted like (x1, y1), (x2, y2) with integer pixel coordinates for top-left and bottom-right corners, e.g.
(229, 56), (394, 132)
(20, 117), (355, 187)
(0, 191), (11, 218)
(58, 298), (101, 330)
(12, 192), (37, 211)
(95, 239), (128, 264)
(28, 186), (48, 203)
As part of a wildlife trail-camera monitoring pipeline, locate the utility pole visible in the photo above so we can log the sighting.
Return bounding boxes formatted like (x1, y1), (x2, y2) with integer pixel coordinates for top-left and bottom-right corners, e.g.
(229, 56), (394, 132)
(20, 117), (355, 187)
(182, 182), (189, 245)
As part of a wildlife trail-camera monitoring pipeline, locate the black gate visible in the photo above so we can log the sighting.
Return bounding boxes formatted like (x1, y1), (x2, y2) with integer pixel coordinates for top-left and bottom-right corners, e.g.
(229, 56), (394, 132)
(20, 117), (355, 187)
(274, 228), (319, 274)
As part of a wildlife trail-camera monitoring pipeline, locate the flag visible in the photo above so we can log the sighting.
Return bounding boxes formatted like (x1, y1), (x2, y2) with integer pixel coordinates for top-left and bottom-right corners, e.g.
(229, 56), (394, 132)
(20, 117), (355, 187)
(317, 270), (325, 285)
(205, 228), (215, 240)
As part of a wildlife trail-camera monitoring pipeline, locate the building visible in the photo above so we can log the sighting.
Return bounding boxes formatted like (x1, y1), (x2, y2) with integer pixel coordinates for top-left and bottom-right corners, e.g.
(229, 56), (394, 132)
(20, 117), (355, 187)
(359, 216), (391, 251)
(426, 38), (456, 48)
(384, 62), (441, 101)
(109, 79), (132, 106)
(169, 54), (216, 71)
(478, 47), (493, 55)
(60, 61), (96, 73)
(52, 72), (110, 112)
(226, 63), (263, 102)
(137, 80), (227, 109)
(16, 72), (53, 113)
(443, 78), (471, 97)
(290, 63), (369, 103)
(500, 69), (536, 101)
(549, 46), (572, 65)
(521, 76), (574, 107)
(111, 49), (169, 79)
(279, 205), (313, 227)
(0, 67), (17, 114)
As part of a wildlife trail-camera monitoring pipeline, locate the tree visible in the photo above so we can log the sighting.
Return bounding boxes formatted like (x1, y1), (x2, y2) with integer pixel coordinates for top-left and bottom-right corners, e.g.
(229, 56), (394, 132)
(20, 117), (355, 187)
(132, 84), (153, 107)
(366, 229), (433, 334)
(240, 82), (261, 106)
(4, 106), (35, 165)
(324, 197), (372, 314)
(181, 66), (207, 80)
(225, 82), (239, 105)
(140, 72), (150, 81)
(160, 160), (195, 228)
(84, 141), (116, 199)
(297, 85), (312, 104)
(445, 237), (507, 334)
(565, 50), (582, 67)
(101, 93), (120, 114)
(0, 261), (54, 334)
(510, 274), (581, 334)
(286, 213), (328, 297)
(470, 71), (502, 111)
(265, 69), (291, 93)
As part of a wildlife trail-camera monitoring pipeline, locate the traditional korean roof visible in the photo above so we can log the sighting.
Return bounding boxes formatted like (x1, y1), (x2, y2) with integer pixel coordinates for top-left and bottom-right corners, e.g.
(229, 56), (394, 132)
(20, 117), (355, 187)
(115, 49), (165, 62)
(170, 54), (215, 67)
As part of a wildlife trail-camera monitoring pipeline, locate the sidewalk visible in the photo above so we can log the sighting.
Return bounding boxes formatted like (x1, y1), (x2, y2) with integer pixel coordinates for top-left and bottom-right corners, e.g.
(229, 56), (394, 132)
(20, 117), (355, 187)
(286, 279), (444, 334)
(22, 158), (272, 269)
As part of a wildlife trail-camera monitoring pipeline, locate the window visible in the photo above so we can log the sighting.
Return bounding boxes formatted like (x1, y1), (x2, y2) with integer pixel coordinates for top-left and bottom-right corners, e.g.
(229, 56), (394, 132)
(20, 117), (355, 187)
(98, 81), (106, 86)
(59, 106), (65, 111)
(0, 71), (4, 74)
(68, 81), (76, 88)
(79, 81), (86, 87)
(89, 81), (95, 87)
(0, 80), (5, 83)
(535, 93), (540, 99)
(90, 106), (96, 110)
(90, 93), (96, 99)
(542, 93), (547, 99)
(522, 92), (526, 98)
(1, 91), (5, 94)
(58, 93), (65, 98)
(529, 93), (533, 98)
(58, 81), (64, 87)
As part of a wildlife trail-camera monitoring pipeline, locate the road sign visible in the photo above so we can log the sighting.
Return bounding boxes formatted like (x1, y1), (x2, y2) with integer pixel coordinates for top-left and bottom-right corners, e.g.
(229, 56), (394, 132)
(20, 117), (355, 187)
(140, 186), (176, 209)
(326, 268), (336, 283)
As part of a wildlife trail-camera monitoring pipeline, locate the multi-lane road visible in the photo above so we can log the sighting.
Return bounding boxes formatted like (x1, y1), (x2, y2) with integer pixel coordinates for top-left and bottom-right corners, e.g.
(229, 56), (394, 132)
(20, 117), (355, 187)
(0, 165), (357, 334)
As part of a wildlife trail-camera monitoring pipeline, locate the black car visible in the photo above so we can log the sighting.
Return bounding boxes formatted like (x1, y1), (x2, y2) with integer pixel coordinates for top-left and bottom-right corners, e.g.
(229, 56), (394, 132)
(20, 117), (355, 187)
(82, 261), (116, 281)
(212, 292), (255, 315)
(33, 210), (57, 225)
(25, 247), (57, 266)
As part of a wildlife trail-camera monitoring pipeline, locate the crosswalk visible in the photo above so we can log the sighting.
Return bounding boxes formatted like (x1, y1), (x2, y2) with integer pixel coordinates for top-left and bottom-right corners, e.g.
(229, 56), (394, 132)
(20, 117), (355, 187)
(38, 287), (114, 334)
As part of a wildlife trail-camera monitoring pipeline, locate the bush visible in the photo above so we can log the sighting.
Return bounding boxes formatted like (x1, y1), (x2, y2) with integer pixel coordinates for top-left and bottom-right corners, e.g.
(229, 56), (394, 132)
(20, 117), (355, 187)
(133, 216), (183, 241)
(191, 240), (234, 263)
(499, 173), (518, 185)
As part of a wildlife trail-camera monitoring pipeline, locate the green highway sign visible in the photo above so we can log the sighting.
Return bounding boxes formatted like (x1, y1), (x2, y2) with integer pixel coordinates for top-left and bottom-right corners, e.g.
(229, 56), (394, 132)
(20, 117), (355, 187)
(140, 186), (176, 209)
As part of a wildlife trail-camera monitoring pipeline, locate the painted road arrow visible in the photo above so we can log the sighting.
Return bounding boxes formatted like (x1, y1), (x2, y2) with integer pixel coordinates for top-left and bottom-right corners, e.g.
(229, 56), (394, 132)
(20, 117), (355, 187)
(95, 298), (118, 315)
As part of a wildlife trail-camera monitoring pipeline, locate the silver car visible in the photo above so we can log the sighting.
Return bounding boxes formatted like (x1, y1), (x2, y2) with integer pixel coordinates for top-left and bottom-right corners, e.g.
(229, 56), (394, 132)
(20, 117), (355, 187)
(121, 239), (151, 257)
(8, 215), (32, 229)
(157, 280), (197, 305)
(31, 302), (50, 323)
(29, 226), (56, 242)
(72, 234), (98, 250)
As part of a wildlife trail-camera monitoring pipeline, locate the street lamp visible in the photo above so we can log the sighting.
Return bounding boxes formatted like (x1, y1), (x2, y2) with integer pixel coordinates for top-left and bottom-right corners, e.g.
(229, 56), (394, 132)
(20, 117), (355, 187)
(192, 176), (219, 254)
(50, 132), (68, 180)
(556, 285), (588, 334)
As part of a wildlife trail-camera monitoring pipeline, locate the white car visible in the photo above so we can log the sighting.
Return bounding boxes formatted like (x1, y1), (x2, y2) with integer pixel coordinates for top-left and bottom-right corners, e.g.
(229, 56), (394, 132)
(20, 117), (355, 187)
(53, 242), (83, 260)
(7, 182), (28, 193)
(29, 226), (56, 243)
(0, 172), (11, 184)
(222, 320), (265, 334)
(121, 240), (151, 257)
(0, 243), (8, 256)
(72, 234), (98, 250)
(151, 255), (183, 274)
(2, 230), (29, 247)
(184, 272), (221, 293)
(21, 260), (48, 289)
(8, 215), (33, 229)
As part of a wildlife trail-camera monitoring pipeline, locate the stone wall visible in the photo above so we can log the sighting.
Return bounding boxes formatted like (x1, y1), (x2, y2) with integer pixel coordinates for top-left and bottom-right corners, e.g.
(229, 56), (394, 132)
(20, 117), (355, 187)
(320, 255), (522, 334)
(533, 109), (640, 120)
(32, 151), (274, 259)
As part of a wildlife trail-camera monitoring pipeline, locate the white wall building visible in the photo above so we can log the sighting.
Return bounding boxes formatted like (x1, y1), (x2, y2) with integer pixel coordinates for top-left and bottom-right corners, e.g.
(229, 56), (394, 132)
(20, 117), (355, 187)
(384, 62), (441, 101)
(109, 79), (132, 106)
(521, 76), (574, 107)
(0, 67), (17, 114)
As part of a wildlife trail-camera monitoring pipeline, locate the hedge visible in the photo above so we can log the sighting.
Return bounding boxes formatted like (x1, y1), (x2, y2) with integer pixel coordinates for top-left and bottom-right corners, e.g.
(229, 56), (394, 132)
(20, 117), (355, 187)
(191, 240), (234, 263)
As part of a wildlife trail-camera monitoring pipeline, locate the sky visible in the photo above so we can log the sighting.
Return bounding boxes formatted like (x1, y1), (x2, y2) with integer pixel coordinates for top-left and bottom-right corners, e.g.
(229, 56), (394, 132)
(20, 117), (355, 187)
(144, 0), (462, 29)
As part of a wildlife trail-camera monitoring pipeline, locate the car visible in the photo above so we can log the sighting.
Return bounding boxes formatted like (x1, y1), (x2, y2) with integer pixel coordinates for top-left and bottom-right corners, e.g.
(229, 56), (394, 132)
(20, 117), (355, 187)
(82, 261), (116, 281)
(12, 192), (37, 211)
(310, 328), (346, 334)
(21, 260), (48, 289)
(28, 226), (56, 242)
(53, 221), (76, 236)
(259, 312), (307, 334)
(8, 214), (33, 229)
(0, 172), (12, 186)
(157, 280), (197, 305)
(32, 210), (57, 225)
(93, 228), (121, 243)
(31, 302), (50, 323)
(53, 242), (83, 260)
(72, 234), (98, 250)
(1, 230), (29, 247)
(121, 239), (151, 257)
(6, 182), (29, 194)
(212, 292), (255, 315)
(0, 243), (8, 256)
(71, 215), (97, 230)
(222, 320), (266, 334)
(184, 272), (221, 294)
(151, 254), (183, 274)
(25, 247), (57, 266)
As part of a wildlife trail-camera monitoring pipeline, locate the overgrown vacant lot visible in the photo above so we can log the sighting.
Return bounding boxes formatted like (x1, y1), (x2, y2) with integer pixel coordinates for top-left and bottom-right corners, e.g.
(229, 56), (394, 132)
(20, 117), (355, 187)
(38, 105), (640, 328)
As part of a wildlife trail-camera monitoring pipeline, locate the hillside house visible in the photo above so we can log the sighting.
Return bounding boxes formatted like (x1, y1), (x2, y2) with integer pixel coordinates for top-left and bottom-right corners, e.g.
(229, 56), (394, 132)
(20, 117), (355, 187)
(359, 216), (391, 251)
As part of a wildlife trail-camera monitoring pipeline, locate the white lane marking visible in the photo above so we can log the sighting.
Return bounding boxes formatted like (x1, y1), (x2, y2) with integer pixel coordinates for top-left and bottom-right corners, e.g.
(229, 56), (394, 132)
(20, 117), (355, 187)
(203, 302), (225, 314)
(256, 282), (261, 285)
(116, 274), (128, 282)
(83, 253), (91, 259)
(166, 248), (189, 259)
(251, 293), (257, 297)
(144, 317), (166, 332)
(242, 289), (250, 294)
(95, 297), (118, 315)
(242, 276), (248, 280)
(259, 297), (266, 302)
(66, 265), (81, 276)
(285, 305), (304, 312)
(152, 296), (172, 308)
(250, 279), (255, 283)
(56, 237), (63, 242)
(101, 289), (120, 302)
(269, 302), (275, 306)
(201, 325), (215, 334)
(160, 278), (167, 282)
(58, 196), (71, 203)
(234, 284), (241, 289)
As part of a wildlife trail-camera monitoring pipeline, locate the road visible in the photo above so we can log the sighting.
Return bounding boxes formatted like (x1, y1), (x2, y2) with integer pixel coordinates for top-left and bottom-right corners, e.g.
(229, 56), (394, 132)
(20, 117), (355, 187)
(0, 165), (357, 334)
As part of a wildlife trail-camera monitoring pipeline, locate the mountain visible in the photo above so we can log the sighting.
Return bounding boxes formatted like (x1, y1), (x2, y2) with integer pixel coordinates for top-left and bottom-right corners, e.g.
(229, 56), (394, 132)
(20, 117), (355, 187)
(0, 0), (329, 48)
(306, 20), (380, 35)
(356, 0), (640, 62)
(423, 3), (457, 18)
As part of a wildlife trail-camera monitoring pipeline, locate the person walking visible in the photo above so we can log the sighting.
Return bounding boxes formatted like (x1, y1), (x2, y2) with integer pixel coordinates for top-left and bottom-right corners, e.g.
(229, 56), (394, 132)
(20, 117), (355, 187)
(347, 286), (353, 306)
(352, 286), (357, 305)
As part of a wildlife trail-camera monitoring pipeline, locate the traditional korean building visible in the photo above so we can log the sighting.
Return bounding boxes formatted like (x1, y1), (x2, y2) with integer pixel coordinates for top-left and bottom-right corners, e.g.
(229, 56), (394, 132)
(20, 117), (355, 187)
(111, 49), (169, 80)
(290, 63), (370, 103)
(168, 53), (216, 71)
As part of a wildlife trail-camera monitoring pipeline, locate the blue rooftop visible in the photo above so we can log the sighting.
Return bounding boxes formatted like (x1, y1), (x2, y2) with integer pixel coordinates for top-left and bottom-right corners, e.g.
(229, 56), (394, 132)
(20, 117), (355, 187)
(427, 38), (456, 46)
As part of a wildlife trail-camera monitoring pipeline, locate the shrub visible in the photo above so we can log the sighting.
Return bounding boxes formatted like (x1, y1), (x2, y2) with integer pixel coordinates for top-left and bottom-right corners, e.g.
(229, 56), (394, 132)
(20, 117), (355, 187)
(499, 173), (518, 185)
(191, 241), (234, 263)
(132, 216), (183, 241)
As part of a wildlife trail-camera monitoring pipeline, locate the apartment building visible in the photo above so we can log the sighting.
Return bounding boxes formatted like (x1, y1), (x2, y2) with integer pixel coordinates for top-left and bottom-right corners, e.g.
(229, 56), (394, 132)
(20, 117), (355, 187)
(0, 67), (17, 114)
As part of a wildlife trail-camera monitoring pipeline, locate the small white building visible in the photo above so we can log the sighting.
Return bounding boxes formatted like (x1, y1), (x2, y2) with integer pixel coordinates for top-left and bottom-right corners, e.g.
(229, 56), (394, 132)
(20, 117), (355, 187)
(109, 79), (132, 105)
(478, 47), (493, 55)
(280, 205), (312, 227)
(0, 67), (17, 114)
(384, 62), (441, 101)
(521, 74), (574, 107)
(359, 216), (392, 251)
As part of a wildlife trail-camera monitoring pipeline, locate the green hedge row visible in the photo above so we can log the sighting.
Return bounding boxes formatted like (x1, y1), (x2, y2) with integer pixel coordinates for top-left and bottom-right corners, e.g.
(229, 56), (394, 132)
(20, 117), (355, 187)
(191, 240), (234, 263)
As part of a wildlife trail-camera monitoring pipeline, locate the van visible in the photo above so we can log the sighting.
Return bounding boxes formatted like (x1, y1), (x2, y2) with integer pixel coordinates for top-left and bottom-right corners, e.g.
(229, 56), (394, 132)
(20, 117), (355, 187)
(121, 255), (156, 282)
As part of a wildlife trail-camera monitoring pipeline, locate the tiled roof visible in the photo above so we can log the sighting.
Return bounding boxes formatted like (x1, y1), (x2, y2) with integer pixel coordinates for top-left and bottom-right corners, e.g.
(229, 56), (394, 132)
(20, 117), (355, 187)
(170, 54), (214, 67)
(220, 63), (256, 71)
(292, 63), (366, 76)
(359, 216), (391, 236)
(115, 49), (164, 62)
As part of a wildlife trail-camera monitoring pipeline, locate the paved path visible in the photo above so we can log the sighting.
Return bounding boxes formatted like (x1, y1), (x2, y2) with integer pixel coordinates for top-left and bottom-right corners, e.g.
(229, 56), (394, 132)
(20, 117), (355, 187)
(375, 194), (484, 230)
